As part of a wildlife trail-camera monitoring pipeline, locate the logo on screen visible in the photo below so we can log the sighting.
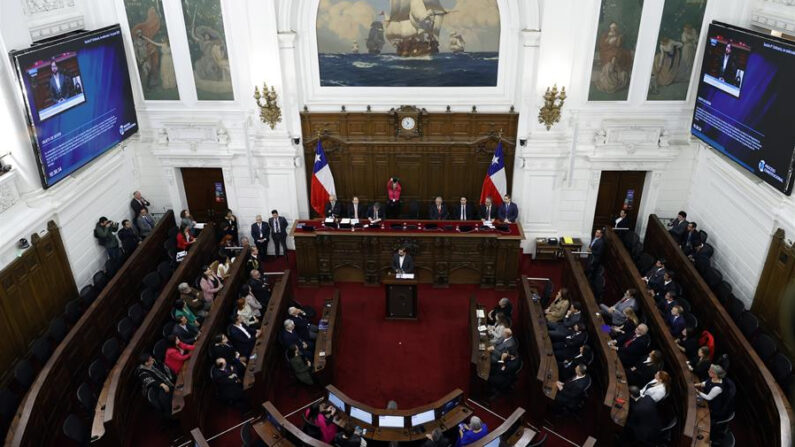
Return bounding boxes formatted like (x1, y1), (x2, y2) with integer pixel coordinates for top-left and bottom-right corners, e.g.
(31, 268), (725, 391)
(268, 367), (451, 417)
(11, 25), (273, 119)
(119, 125), (125, 135)
(759, 160), (766, 172)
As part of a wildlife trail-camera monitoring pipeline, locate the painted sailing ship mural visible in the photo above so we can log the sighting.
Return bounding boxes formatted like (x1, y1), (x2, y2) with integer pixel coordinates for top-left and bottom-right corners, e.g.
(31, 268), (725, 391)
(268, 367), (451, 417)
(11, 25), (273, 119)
(316, 0), (500, 87)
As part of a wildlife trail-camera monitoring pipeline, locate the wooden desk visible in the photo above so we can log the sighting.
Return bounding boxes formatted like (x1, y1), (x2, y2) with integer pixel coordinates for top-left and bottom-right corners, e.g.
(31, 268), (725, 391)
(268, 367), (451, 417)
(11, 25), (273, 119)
(534, 238), (583, 260)
(257, 401), (331, 447)
(469, 296), (491, 383)
(314, 291), (341, 382)
(291, 219), (524, 288)
(5, 211), (176, 447)
(562, 250), (629, 438)
(518, 277), (558, 419)
(644, 215), (794, 447)
(604, 228), (709, 447)
(91, 223), (217, 447)
(173, 248), (251, 432)
(383, 277), (418, 319)
(467, 408), (534, 447)
(326, 386), (471, 442)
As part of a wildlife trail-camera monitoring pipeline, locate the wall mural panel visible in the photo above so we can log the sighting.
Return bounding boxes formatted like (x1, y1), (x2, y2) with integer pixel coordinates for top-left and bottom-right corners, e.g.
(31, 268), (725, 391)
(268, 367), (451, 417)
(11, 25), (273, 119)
(316, 0), (500, 87)
(647, 0), (708, 101)
(181, 0), (234, 100)
(588, 0), (645, 101)
(123, 0), (179, 100)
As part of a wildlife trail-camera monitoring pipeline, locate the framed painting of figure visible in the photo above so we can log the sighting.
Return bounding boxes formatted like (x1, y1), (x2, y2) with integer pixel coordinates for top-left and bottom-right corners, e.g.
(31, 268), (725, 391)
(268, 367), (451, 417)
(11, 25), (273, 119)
(180, 0), (234, 100)
(122, 0), (179, 100)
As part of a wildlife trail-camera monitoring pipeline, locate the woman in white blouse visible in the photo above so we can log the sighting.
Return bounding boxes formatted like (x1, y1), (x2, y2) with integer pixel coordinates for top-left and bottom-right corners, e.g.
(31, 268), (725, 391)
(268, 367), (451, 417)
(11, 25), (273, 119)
(240, 285), (262, 318)
(235, 297), (259, 326)
(488, 313), (509, 345)
(637, 370), (671, 403)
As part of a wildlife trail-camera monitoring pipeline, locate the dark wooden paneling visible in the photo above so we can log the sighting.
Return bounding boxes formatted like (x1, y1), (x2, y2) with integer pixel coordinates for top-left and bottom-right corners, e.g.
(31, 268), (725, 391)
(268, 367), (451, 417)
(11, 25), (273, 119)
(752, 229), (795, 358)
(6, 212), (174, 447)
(645, 215), (794, 447)
(300, 112), (518, 217)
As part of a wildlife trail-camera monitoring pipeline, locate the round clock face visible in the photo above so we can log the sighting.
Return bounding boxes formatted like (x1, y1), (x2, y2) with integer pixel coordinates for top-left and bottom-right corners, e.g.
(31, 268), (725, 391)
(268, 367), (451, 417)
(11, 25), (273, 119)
(401, 117), (416, 130)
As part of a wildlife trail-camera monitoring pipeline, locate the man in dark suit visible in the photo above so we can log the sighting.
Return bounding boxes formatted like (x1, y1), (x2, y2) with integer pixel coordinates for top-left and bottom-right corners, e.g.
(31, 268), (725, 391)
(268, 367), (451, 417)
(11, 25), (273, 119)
(719, 44), (739, 83)
(667, 305), (686, 336)
(281, 319), (313, 357)
(682, 222), (701, 255)
(614, 209), (629, 230)
(657, 291), (679, 315)
(48, 60), (71, 102)
(130, 191), (151, 218)
(391, 247), (414, 274)
(248, 269), (270, 304)
(324, 194), (342, 219)
(347, 196), (367, 220)
(612, 324), (650, 367)
(454, 196), (475, 220)
(172, 315), (200, 344)
(367, 202), (384, 223)
(227, 315), (259, 359)
(553, 324), (586, 359)
(642, 258), (667, 290)
(287, 306), (318, 341)
(668, 211), (688, 242)
(488, 350), (522, 395)
(554, 364), (590, 412)
(655, 271), (678, 302)
(587, 229), (605, 277)
(498, 194), (519, 223)
(480, 196), (498, 222)
(548, 303), (583, 342)
(210, 357), (247, 409)
(489, 328), (517, 363)
(269, 210), (288, 258)
(688, 242), (713, 264)
(250, 215), (269, 261)
(428, 196), (448, 220)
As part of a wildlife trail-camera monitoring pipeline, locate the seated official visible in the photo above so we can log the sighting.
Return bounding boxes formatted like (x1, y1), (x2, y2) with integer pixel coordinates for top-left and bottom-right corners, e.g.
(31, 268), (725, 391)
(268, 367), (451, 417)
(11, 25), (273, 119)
(288, 344), (314, 386)
(176, 224), (196, 251)
(248, 269), (270, 304)
(288, 306), (318, 340)
(696, 365), (736, 422)
(325, 194), (342, 219)
(210, 357), (247, 409)
(172, 315), (200, 344)
(174, 298), (202, 326)
(641, 258), (667, 290)
(497, 194), (518, 223)
(688, 241), (713, 264)
(488, 350), (521, 396)
(240, 285), (263, 318)
(548, 302), (583, 342)
(558, 345), (592, 381)
(209, 334), (246, 374)
(367, 202), (384, 223)
(488, 313), (510, 345)
(599, 288), (638, 325)
(282, 319), (314, 357)
(657, 291), (679, 315)
(423, 428), (450, 447)
(488, 328), (516, 363)
(236, 297), (260, 327)
(347, 196), (367, 220)
(688, 346), (712, 381)
(200, 265), (224, 303)
(609, 324), (650, 367)
(554, 364), (590, 413)
(544, 288), (570, 323)
(454, 196), (475, 221)
(135, 353), (175, 416)
(227, 314), (260, 359)
(164, 334), (194, 374)
(429, 196), (448, 220)
(627, 350), (664, 388)
(487, 297), (512, 325)
(456, 416), (488, 447)
(179, 282), (209, 317)
(553, 323), (586, 360)
(392, 247), (414, 274)
(667, 305), (686, 337)
(681, 221), (701, 255)
(609, 308), (639, 346)
(480, 196), (498, 222)
(305, 402), (338, 443)
(334, 425), (367, 447)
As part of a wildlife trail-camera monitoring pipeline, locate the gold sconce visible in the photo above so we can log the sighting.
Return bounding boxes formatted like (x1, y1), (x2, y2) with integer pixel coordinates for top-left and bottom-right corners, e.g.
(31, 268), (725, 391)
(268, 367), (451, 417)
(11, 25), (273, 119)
(538, 85), (566, 131)
(253, 83), (282, 129)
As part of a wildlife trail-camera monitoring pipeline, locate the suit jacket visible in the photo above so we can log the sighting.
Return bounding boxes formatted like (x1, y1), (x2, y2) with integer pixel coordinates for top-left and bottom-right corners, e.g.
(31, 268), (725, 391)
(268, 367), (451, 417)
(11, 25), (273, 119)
(550, 311), (582, 331)
(130, 198), (150, 217)
(452, 203), (474, 220)
(251, 222), (270, 244)
(48, 72), (71, 100)
(645, 266), (666, 290)
(656, 280), (678, 300)
(683, 230), (701, 251)
(488, 357), (521, 391)
(367, 206), (384, 221)
(554, 330), (586, 359)
(669, 219), (689, 240)
(556, 375), (589, 409)
(324, 201), (342, 218)
(136, 215), (155, 237)
(668, 315), (686, 337)
(210, 365), (245, 402)
(118, 228), (140, 255)
(288, 314), (314, 341)
(280, 329), (308, 352)
(618, 334), (650, 366)
(546, 298), (569, 323)
(498, 202), (519, 222)
(658, 299), (678, 316)
(614, 216), (629, 230)
(248, 277), (270, 304)
(589, 237), (605, 264)
(227, 324), (256, 358)
(391, 253), (415, 273)
(480, 204), (498, 221)
(490, 336), (517, 362)
(428, 203), (448, 220)
(172, 323), (198, 344)
(611, 297), (637, 325)
(269, 216), (289, 238)
(347, 203), (367, 220)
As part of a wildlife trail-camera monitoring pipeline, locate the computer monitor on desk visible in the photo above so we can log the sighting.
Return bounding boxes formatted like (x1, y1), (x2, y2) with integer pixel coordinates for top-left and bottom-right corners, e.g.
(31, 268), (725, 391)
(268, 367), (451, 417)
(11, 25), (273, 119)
(350, 406), (373, 425)
(378, 415), (405, 428)
(484, 437), (501, 447)
(410, 409), (436, 427)
(440, 396), (462, 416)
(327, 391), (346, 412)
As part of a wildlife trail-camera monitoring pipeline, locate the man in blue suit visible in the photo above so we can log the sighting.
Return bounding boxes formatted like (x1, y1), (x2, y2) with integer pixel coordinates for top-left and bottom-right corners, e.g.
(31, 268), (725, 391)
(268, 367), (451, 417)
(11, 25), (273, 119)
(498, 194), (518, 223)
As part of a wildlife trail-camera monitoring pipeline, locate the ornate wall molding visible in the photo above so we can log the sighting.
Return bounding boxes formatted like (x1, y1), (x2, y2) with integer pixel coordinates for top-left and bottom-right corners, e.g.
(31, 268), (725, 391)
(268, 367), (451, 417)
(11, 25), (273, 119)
(593, 119), (668, 150)
(0, 171), (21, 213)
(22, 0), (75, 15)
(752, 1), (795, 33)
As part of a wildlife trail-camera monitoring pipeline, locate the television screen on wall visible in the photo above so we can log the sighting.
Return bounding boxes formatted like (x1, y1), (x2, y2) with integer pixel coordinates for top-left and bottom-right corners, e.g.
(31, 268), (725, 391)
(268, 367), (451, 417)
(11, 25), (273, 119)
(691, 22), (795, 195)
(9, 24), (138, 188)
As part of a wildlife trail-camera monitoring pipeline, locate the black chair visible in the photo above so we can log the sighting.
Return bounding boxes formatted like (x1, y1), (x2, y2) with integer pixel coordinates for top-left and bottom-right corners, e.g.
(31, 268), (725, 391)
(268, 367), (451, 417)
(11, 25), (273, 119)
(76, 382), (96, 413)
(117, 317), (135, 342)
(710, 411), (734, 444)
(140, 288), (157, 310)
(727, 296), (744, 322)
(92, 271), (108, 291)
(630, 242), (643, 263)
(719, 431), (735, 447)
(88, 359), (108, 385)
(0, 388), (19, 434)
(302, 415), (324, 440)
(656, 415), (677, 445)
(105, 257), (121, 278)
(47, 317), (68, 343)
(704, 267), (723, 290)
(31, 337), (52, 365)
(167, 226), (179, 240)
(684, 313), (698, 329)
(715, 281), (732, 304)
(64, 299), (83, 325)
(528, 432), (548, 447)
(152, 338), (168, 363)
(636, 253), (655, 275)
(128, 303), (145, 326)
(79, 285), (97, 308)
(751, 334), (777, 363)
(738, 311), (759, 339)
(162, 320), (176, 338)
(622, 231), (640, 251)
(715, 353), (731, 373)
(695, 256), (711, 275)
(14, 360), (35, 390)
(101, 338), (121, 364)
(770, 353), (793, 386)
(62, 413), (89, 445)
(142, 271), (162, 291)
(406, 200), (420, 219)
(678, 297), (692, 314)
(157, 262), (173, 281)
(699, 230), (708, 244)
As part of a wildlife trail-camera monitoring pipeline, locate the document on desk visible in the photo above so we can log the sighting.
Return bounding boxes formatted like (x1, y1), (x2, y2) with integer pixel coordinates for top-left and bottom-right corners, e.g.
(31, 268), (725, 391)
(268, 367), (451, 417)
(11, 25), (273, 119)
(476, 309), (486, 319)
(397, 273), (415, 279)
(477, 325), (488, 332)
(340, 218), (351, 224)
(325, 218), (335, 224)
(194, 223), (205, 229)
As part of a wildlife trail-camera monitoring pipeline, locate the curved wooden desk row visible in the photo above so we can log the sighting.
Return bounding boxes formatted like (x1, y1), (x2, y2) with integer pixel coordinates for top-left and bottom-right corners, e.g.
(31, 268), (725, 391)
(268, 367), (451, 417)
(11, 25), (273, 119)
(644, 215), (794, 447)
(91, 223), (218, 447)
(469, 295), (493, 383)
(242, 270), (292, 396)
(561, 250), (629, 432)
(4, 210), (176, 447)
(172, 247), (251, 431)
(313, 291), (341, 379)
(604, 228), (709, 447)
(518, 278), (558, 418)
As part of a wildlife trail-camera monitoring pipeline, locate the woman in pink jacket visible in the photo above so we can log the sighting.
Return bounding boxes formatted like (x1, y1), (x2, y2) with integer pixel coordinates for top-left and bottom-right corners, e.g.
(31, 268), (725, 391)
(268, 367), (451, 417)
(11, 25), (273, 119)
(387, 177), (401, 218)
(199, 265), (223, 303)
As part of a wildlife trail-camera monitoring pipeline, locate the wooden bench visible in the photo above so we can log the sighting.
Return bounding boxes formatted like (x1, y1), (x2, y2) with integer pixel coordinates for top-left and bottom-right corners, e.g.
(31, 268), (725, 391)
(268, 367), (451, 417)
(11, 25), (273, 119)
(468, 408), (534, 447)
(313, 290), (341, 384)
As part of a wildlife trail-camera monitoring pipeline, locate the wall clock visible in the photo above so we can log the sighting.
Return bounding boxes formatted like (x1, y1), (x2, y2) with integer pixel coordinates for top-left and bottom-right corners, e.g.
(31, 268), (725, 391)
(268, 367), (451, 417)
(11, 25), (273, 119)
(392, 105), (424, 139)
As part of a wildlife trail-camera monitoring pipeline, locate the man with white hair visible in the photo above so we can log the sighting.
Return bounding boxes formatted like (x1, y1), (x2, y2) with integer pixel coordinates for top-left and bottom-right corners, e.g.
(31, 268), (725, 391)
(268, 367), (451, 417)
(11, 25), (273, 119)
(488, 328), (516, 363)
(281, 319), (313, 356)
(325, 194), (342, 218)
(178, 281), (209, 316)
(288, 306), (318, 340)
(456, 415), (489, 446)
(487, 297), (512, 325)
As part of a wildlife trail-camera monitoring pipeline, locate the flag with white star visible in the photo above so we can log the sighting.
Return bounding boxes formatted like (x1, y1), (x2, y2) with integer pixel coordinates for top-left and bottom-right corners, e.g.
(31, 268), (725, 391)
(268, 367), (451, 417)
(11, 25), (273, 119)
(479, 142), (506, 205)
(311, 139), (336, 217)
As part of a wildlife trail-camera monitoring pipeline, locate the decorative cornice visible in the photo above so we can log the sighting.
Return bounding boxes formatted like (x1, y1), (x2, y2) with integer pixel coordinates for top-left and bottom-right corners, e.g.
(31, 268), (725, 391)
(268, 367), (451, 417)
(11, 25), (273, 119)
(22, 0), (75, 15)
(0, 170), (20, 214)
(752, 1), (795, 33)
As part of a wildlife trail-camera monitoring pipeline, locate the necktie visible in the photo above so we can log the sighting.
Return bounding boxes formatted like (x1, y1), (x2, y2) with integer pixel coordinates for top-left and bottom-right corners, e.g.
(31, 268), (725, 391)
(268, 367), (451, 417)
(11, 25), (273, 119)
(274, 218), (279, 233)
(374, 209), (378, 220)
(461, 206), (465, 220)
(486, 206), (491, 218)
(354, 206), (358, 219)
(624, 335), (636, 348)
(437, 206), (441, 218)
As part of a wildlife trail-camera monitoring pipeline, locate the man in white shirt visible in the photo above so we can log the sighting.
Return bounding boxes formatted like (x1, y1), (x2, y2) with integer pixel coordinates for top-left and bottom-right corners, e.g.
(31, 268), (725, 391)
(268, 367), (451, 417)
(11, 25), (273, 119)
(457, 196), (473, 220)
(391, 247), (414, 273)
(481, 196), (497, 222)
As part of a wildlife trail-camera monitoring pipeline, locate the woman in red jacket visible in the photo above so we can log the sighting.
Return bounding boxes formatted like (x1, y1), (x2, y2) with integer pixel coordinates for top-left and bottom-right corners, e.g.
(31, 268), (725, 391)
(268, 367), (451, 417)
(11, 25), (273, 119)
(386, 177), (401, 218)
(164, 334), (194, 374)
(176, 225), (195, 250)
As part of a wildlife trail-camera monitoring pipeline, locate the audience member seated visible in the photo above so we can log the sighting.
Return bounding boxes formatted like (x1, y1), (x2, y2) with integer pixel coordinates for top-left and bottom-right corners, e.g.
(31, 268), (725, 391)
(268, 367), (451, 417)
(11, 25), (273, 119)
(179, 282), (209, 317)
(423, 428), (450, 447)
(209, 334), (246, 374)
(135, 353), (175, 416)
(688, 241), (713, 264)
(179, 209), (197, 234)
(288, 306), (318, 341)
(681, 221), (701, 255)
(456, 416), (488, 447)
(248, 269), (270, 304)
(636, 370), (670, 403)
(548, 302), (583, 342)
(282, 319), (313, 357)
(200, 265), (224, 303)
(553, 364), (590, 414)
(172, 315), (200, 344)
(695, 364), (735, 422)
(667, 305), (686, 336)
(627, 350), (664, 388)
(240, 285), (262, 318)
(487, 350), (521, 397)
(288, 344), (314, 386)
(488, 313), (511, 345)
(599, 288), (637, 325)
(304, 402), (338, 443)
(609, 324), (650, 367)
(210, 357), (247, 409)
(676, 327), (699, 361)
(228, 315), (259, 359)
(488, 328), (516, 363)
(609, 308), (639, 346)
(624, 371), (671, 444)
(667, 211), (688, 241)
(164, 334), (194, 374)
(553, 323), (586, 360)
(544, 288), (570, 323)
(334, 425), (367, 447)
(136, 208), (156, 238)
(487, 297), (513, 325)
(688, 346), (712, 381)
(641, 258), (667, 290)
(558, 345), (592, 381)
(655, 271), (678, 301)
(657, 291), (679, 315)
(176, 225), (196, 251)
(236, 298), (260, 327)
(174, 298), (202, 326)
(217, 251), (233, 280)
(118, 219), (141, 257)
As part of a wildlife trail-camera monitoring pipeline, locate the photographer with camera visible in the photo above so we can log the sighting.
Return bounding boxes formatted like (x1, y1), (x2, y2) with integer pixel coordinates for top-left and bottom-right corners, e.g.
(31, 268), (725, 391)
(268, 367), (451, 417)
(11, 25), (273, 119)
(94, 216), (122, 260)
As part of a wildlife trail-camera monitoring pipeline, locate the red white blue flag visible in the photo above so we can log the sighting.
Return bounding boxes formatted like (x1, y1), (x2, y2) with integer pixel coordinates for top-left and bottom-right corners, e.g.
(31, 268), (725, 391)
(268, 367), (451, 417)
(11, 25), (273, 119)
(310, 140), (336, 216)
(480, 142), (506, 205)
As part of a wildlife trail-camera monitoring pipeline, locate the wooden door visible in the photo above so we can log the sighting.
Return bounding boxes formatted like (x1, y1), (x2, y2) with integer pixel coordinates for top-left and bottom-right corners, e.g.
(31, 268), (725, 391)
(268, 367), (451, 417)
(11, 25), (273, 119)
(181, 168), (229, 226)
(752, 229), (795, 358)
(592, 171), (647, 233)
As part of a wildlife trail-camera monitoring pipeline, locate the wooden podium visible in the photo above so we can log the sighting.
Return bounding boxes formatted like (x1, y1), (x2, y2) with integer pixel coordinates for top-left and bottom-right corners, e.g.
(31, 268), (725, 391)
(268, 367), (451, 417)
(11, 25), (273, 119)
(383, 277), (418, 320)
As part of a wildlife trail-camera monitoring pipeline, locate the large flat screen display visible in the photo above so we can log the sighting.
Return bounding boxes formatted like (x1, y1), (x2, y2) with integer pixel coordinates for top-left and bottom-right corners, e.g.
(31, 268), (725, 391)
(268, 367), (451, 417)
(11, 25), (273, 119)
(9, 24), (138, 188)
(691, 22), (795, 195)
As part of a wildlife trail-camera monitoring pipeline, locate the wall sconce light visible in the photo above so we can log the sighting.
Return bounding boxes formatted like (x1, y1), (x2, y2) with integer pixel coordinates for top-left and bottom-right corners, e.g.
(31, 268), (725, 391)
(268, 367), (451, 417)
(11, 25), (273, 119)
(519, 139), (527, 147)
(341, 105), (346, 112)
(292, 137), (301, 145)
(472, 105), (477, 113)
(538, 85), (566, 131)
(253, 82), (282, 129)
(367, 105), (371, 112)
(446, 105), (451, 112)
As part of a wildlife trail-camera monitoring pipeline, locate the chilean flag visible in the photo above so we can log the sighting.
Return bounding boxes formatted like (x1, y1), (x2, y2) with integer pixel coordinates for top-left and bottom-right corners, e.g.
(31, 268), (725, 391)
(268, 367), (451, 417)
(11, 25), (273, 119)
(310, 140), (336, 217)
(480, 142), (507, 206)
